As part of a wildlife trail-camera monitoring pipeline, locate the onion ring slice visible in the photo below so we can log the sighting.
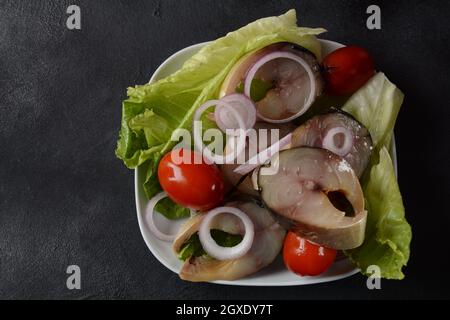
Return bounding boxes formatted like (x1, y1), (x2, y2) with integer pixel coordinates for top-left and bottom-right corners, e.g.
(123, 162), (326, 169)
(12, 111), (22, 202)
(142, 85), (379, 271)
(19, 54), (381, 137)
(198, 206), (254, 260)
(215, 94), (256, 133)
(193, 100), (246, 164)
(244, 51), (317, 123)
(145, 192), (179, 242)
(322, 126), (353, 157)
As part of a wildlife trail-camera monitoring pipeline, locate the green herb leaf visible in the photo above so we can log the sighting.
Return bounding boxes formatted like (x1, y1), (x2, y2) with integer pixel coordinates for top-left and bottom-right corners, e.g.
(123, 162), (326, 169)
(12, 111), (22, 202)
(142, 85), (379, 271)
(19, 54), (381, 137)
(155, 197), (190, 220)
(178, 233), (205, 261)
(235, 79), (274, 102)
(178, 230), (243, 261)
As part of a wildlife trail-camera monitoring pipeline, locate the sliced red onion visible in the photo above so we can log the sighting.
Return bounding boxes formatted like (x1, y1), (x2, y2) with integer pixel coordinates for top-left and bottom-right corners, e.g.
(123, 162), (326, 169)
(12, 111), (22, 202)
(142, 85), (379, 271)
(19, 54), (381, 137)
(233, 133), (292, 176)
(215, 94), (256, 133)
(145, 191), (178, 242)
(322, 127), (353, 157)
(244, 51), (316, 123)
(193, 100), (246, 164)
(199, 206), (254, 260)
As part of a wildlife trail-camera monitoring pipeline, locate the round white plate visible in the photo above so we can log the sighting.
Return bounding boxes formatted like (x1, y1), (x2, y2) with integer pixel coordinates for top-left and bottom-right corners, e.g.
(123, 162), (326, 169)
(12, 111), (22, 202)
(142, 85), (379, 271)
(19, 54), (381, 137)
(135, 39), (397, 286)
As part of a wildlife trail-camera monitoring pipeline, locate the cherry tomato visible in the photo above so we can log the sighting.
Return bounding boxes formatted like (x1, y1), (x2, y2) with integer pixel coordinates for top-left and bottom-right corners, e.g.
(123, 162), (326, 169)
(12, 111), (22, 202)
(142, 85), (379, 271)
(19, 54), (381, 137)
(158, 149), (225, 211)
(322, 46), (375, 96)
(283, 231), (337, 276)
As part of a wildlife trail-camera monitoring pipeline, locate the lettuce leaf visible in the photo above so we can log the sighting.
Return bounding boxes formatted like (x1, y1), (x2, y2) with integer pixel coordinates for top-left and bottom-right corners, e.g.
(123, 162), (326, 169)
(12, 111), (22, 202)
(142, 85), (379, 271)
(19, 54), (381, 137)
(116, 10), (325, 200)
(342, 72), (404, 149)
(129, 109), (172, 147)
(346, 148), (412, 279)
(342, 73), (412, 279)
(155, 197), (190, 220)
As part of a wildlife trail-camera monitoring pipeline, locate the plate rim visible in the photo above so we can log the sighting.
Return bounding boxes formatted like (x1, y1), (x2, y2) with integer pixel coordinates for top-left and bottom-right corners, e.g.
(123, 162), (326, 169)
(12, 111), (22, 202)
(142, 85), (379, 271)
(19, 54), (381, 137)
(134, 39), (397, 286)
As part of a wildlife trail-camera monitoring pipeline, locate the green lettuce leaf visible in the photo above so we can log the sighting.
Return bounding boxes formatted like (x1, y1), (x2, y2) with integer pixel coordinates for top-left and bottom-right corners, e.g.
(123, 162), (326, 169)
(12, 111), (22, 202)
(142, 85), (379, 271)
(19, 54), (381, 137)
(342, 73), (411, 279)
(129, 109), (172, 147)
(178, 230), (243, 261)
(346, 148), (412, 279)
(178, 233), (205, 261)
(342, 72), (404, 149)
(116, 9), (325, 200)
(155, 197), (190, 220)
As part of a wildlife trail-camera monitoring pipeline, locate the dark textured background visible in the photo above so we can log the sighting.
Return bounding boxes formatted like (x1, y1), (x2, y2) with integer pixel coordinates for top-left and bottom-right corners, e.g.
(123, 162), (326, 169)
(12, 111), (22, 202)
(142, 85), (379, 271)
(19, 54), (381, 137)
(0, 0), (449, 299)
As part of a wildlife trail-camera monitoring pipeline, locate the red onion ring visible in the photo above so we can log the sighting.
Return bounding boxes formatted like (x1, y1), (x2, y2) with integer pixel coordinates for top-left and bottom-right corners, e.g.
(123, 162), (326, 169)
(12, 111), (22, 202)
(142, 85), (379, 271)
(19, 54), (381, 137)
(244, 51), (316, 123)
(193, 100), (247, 164)
(322, 127), (353, 157)
(145, 191), (178, 242)
(198, 206), (254, 260)
(233, 133), (292, 176)
(215, 94), (256, 133)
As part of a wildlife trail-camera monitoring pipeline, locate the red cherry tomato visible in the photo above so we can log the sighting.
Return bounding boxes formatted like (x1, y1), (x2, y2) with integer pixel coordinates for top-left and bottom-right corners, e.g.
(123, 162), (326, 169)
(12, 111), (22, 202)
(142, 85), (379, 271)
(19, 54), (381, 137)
(158, 149), (225, 211)
(322, 46), (375, 96)
(283, 231), (337, 276)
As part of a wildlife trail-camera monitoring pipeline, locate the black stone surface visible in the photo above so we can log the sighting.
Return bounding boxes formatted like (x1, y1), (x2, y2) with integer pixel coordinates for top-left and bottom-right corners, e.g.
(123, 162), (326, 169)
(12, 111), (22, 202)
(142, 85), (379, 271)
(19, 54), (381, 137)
(0, 0), (449, 299)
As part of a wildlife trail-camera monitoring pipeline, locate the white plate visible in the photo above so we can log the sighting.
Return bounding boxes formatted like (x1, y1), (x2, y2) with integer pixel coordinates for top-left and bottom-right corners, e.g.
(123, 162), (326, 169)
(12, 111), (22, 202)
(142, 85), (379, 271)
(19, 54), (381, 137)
(135, 39), (397, 286)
